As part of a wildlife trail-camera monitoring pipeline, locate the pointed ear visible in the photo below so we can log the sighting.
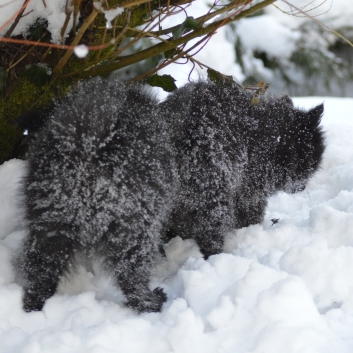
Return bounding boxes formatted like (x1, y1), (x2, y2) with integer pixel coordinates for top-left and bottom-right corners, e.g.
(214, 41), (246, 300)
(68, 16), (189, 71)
(308, 103), (324, 120)
(304, 103), (324, 129)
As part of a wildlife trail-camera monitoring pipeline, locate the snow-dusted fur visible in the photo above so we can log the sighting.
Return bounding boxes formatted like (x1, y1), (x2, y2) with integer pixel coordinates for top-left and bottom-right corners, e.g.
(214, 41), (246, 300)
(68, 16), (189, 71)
(17, 79), (325, 313)
(17, 79), (176, 313)
(161, 81), (325, 258)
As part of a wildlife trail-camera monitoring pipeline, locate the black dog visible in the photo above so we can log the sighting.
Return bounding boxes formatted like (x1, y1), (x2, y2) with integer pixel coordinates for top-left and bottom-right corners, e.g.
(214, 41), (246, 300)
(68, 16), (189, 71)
(161, 81), (324, 258)
(17, 79), (324, 313)
(17, 78), (176, 313)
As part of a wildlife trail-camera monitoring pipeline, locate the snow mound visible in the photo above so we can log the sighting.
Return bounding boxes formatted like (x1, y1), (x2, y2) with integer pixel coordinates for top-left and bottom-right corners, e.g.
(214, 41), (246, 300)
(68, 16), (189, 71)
(1, 97), (353, 352)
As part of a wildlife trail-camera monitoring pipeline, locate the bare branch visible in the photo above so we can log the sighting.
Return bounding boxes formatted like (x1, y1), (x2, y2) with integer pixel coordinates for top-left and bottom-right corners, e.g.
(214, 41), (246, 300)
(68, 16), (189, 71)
(274, 0), (333, 18)
(80, 0), (275, 78)
(280, 0), (353, 48)
(0, 0), (32, 35)
(52, 9), (99, 76)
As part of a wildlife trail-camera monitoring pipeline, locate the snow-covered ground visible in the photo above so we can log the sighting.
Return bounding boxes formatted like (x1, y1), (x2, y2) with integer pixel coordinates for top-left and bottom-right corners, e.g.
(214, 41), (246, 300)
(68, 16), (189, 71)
(0, 96), (353, 353)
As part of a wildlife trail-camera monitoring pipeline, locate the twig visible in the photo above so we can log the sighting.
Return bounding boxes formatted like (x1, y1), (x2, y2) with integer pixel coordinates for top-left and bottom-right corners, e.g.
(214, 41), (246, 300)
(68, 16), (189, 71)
(72, 0), (82, 34)
(112, 8), (132, 46)
(92, 26), (108, 75)
(0, 37), (107, 50)
(101, 0), (153, 10)
(1, 0), (31, 37)
(280, 0), (353, 48)
(60, 3), (73, 44)
(52, 9), (99, 76)
(274, 0), (332, 18)
(104, 3), (181, 64)
(6, 31), (47, 71)
(80, 0), (275, 78)
(150, 0), (250, 37)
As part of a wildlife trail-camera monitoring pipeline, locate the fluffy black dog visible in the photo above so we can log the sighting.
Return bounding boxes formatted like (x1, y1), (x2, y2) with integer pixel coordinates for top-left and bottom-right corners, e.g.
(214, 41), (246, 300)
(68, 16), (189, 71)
(17, 78), (325, 313)
(161, 81), (325, 258)
(17, 78), (176, 313)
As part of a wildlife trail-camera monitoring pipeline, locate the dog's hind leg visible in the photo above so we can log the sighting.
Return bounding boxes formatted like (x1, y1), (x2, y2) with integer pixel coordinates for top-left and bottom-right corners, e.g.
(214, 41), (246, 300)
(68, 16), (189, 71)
(17, 225), (76, 312)
(102, 222), (166, 313)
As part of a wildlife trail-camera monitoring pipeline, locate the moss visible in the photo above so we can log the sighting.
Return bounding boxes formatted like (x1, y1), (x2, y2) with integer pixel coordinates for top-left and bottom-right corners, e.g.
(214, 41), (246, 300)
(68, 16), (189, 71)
(105, 0), (125, 6)
(0, 97), (23, 164)
(5, 80), (39, 118)
(0, 1), (168, 165)
(0, 76), (74, 165)
(0, 117), (20, 164)
(106, 4), (150, 34)
(128, 5), (150, 28)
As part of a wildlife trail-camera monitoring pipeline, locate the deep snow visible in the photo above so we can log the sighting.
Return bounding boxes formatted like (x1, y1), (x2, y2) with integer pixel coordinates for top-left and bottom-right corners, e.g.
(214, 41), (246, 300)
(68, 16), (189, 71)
(2, 0), (353, 351)
(0, 96), (353, 352)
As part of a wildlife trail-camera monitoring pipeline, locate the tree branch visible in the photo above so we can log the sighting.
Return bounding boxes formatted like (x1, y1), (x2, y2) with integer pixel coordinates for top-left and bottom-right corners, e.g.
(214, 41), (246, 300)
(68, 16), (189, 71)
(52, 9), (99, 76)
(150, 0), (250, 37)
(80, 0), (276, 78)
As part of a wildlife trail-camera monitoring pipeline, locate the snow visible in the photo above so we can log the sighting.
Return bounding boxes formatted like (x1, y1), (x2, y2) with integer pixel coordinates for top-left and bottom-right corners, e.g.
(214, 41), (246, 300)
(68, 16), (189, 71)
(103, 7), (124, 23)
(2, 0), (352, 90)
(0, 0), (122, 43)
(235, 15), (301, 59)
(154, 0), (242, 87)
(73, 45), (89, 59)
(266, 0), (353, 29)
(154, 0), (353, 94)
(2, 0), (353, 350)
(0, 0), (75, 44)
(1, 96), (353, 352)
(103, 6), (124, 30)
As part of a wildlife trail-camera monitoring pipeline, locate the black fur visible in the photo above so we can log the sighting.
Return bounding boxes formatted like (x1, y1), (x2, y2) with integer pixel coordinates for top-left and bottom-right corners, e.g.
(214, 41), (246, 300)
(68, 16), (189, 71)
(17, 78), (325, 313)
(161, 81), (324, 258)
(17, 78), (176, 313)
(17, 104), (54, 135)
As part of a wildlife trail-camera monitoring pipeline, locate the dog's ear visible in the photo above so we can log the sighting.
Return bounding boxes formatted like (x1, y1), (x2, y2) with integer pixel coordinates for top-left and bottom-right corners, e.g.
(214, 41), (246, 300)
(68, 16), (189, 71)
(308, 103), (324, 119)
(304, 103), (324, 129)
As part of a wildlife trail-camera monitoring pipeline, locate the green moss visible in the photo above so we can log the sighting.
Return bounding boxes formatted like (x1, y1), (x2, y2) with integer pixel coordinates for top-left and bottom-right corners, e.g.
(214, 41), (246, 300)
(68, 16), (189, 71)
(0, 76), (74, 165)
(105, 0), (125, 6)
(0, 118), (20, 164)
(0, 96), (22, 164)
(110, 5), (149, 32)
(129, 6), (150, 28)
(0, 1), (164, 165)
(6, 80), (40, 118)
